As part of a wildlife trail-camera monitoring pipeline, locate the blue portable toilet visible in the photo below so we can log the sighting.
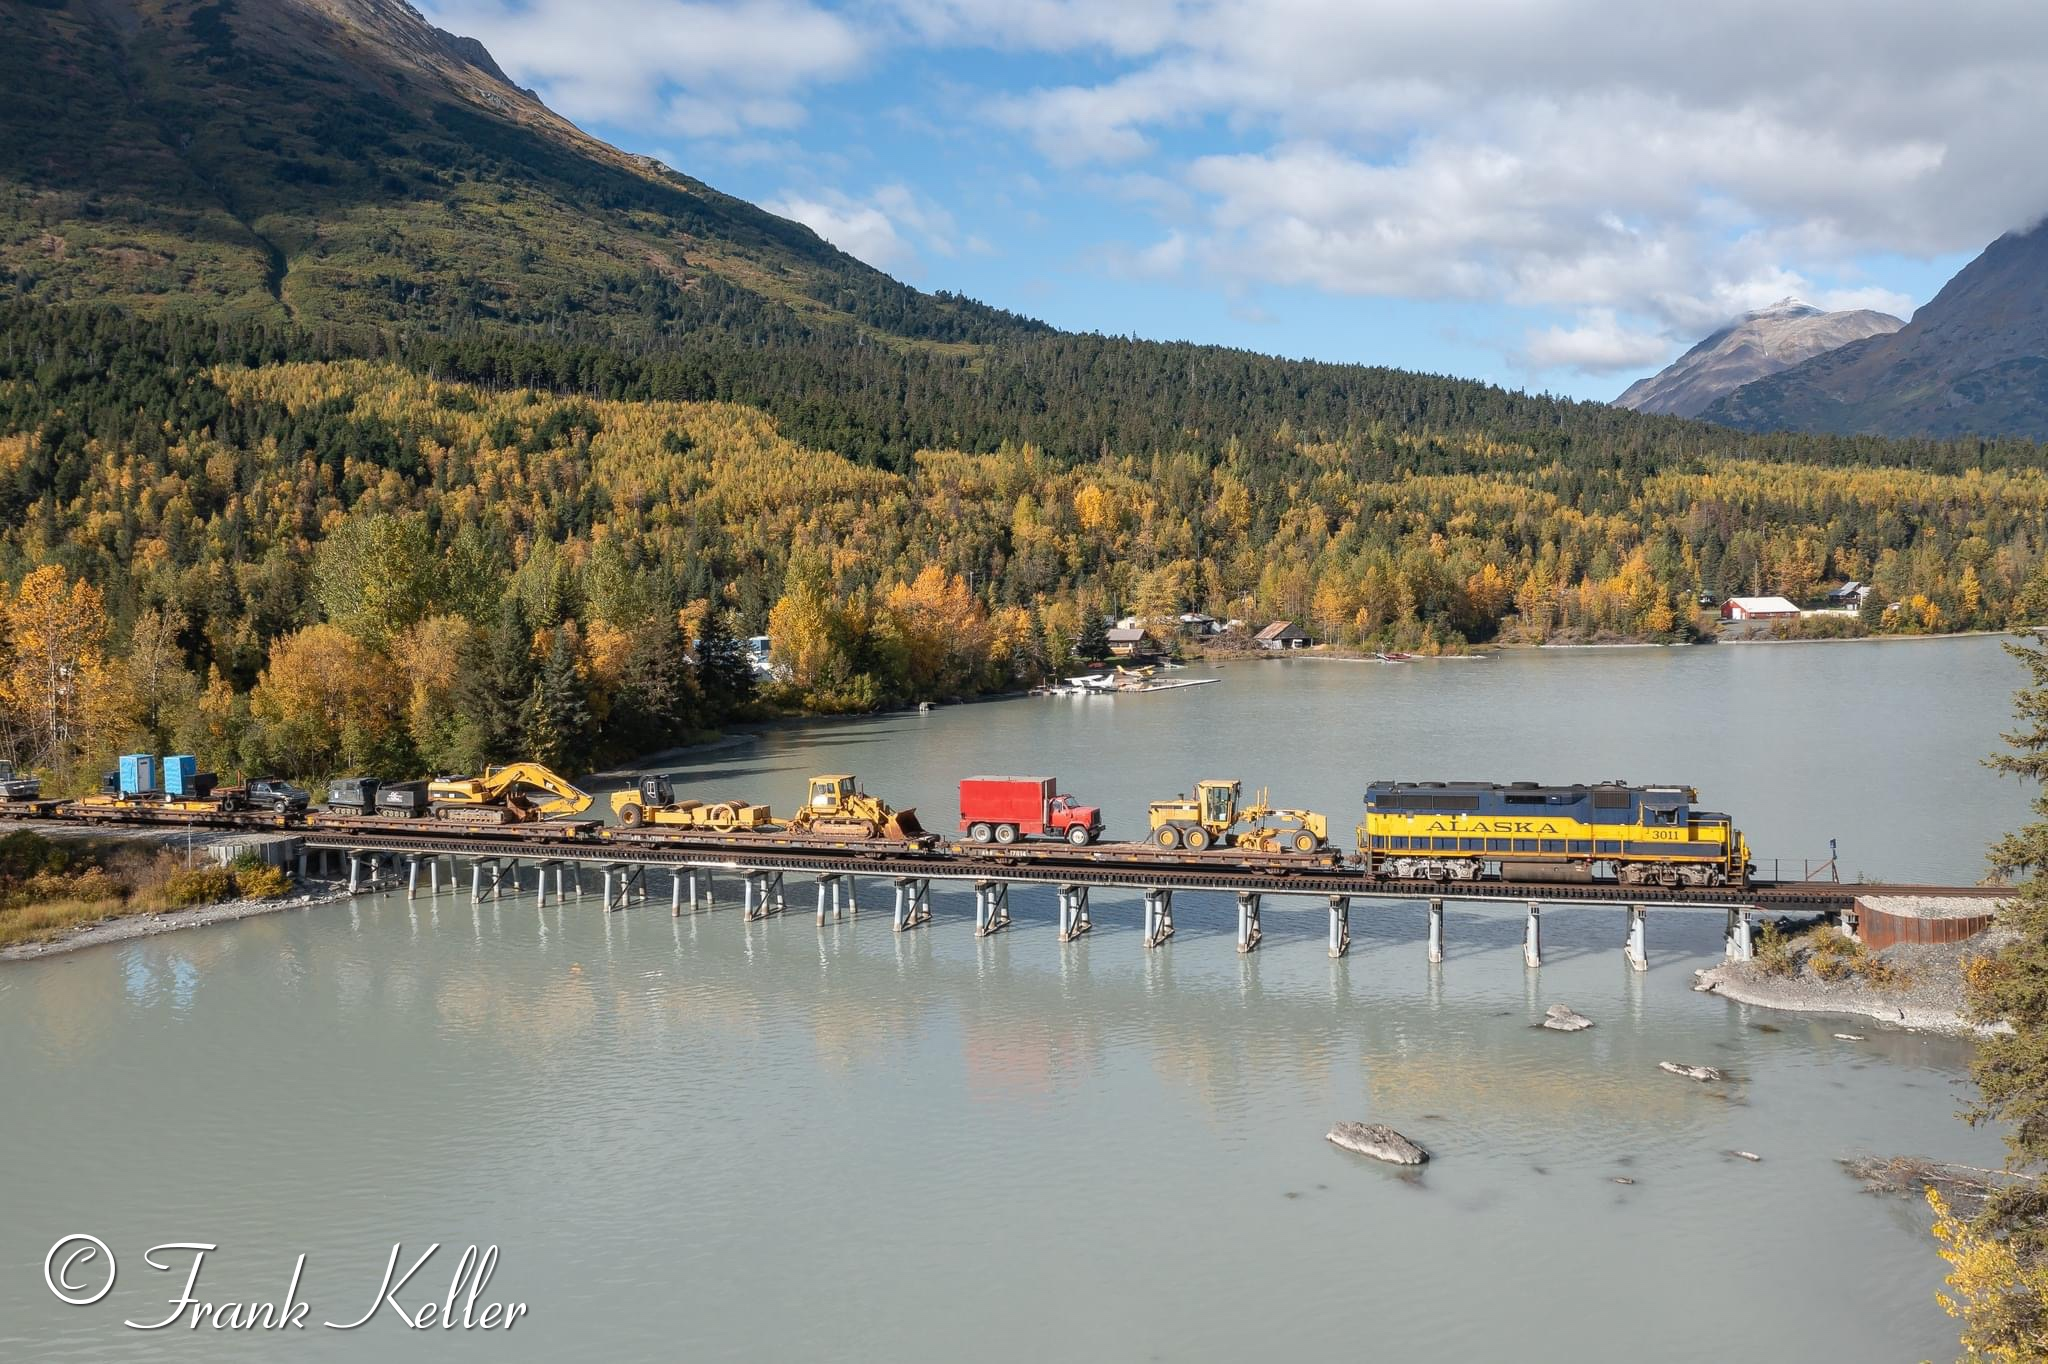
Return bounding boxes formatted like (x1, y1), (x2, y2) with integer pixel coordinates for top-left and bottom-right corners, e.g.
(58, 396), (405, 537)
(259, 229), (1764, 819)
(118, 753), (157, 796)
(164, 755), (199, 797)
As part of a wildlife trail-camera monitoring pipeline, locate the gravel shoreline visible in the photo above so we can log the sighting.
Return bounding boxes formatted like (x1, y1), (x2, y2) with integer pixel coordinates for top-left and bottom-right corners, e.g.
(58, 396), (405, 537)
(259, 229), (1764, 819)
(1693, 931), (2013, 1036)
(0, 883), (351, 962)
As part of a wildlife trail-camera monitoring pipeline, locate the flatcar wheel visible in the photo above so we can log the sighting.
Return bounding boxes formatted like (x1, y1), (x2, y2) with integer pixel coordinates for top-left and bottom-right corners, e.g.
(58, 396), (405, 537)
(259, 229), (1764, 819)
(1186, 827), (1211, 851)
(970, 822), (994, 843)
(1156, 826), (1181, 850)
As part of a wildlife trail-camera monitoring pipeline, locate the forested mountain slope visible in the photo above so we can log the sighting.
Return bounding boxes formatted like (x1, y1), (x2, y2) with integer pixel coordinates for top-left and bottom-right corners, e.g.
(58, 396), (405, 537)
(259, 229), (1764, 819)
(0, 0), (1038, 346)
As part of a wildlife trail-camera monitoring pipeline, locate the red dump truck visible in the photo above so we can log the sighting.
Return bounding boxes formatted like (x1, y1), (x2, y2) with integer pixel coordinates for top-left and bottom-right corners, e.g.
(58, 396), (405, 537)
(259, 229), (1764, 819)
(958, 776), (1103, 846)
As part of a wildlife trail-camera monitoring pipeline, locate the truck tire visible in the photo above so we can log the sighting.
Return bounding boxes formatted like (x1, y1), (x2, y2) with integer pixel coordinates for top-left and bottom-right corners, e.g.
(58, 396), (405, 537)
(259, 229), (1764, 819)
(621, 803), (644, 827)
(1186, 827), (1212, 851)
(969, 822), (994, 843)
(1067, 825), (1092, 847)
(1155, 825), (1181, 849)
(995, 824), (1018, 845)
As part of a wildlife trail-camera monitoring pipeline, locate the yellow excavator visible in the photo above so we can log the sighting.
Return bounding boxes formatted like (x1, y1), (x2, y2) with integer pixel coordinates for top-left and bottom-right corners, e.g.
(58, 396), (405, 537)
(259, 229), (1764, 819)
(1147, 779), (1327, 853)
(429, 763), (594, 824)
(610, 775), (775, 831)
(785, 774), (925, 840)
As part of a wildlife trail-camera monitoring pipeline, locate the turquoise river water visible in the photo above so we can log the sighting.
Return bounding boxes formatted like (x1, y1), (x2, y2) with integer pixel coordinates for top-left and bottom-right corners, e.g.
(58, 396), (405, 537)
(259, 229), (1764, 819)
(0, 636), (2034, 1362)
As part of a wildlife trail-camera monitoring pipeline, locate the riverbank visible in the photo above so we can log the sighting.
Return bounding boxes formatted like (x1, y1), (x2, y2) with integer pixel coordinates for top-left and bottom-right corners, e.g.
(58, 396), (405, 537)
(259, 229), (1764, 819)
(1693, 928), (2014, 1035)
(0, 881), (350, 961)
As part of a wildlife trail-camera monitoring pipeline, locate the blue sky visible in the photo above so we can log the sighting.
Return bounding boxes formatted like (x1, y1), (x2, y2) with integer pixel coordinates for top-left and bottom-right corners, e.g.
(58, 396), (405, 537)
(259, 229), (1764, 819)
(424, 1), (2046, 400)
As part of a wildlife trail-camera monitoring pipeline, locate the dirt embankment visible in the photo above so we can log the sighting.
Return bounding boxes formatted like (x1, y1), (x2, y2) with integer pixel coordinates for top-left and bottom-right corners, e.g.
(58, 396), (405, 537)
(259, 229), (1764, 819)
(1694, 928), (2013, 1035)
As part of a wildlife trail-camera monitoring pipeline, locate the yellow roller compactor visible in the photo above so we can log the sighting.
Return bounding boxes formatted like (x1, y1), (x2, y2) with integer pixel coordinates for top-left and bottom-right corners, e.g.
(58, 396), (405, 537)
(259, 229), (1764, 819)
(428, 763), (594, 824)
(610, 775), (775, 831)
(1147, 779), (1328, 854)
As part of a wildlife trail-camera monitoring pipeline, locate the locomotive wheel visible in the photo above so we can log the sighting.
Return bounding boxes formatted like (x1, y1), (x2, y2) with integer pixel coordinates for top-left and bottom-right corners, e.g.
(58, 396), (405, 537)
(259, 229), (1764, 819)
(620, 803), (645, 827)
(970, 822), (994, 843)
(994, 824), (1018, 846)
(1186, 827), (1212, 851)
(1156, 826), (1181, 849)
(1067, 825), (1093, 847)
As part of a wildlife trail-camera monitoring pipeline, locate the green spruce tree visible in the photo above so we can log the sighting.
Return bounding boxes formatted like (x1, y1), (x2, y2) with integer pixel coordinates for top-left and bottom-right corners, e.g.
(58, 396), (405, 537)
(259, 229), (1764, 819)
(695, 605), (756, 722)
(1969, 637), (2048, 1252)
(520, 633), (592, 770)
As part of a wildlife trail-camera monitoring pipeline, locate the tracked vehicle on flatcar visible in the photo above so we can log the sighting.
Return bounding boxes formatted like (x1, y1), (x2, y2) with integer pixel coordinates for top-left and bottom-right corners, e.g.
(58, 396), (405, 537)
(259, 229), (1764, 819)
(1357, 780), (1751, 887)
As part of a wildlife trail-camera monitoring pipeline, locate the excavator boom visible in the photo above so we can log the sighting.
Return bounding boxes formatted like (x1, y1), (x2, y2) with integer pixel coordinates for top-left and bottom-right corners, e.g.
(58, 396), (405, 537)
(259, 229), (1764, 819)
(429, 763), (593, 823)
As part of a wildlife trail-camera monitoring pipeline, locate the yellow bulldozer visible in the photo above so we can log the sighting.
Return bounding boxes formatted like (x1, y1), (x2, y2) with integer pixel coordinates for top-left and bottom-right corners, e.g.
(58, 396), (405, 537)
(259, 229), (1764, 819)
(1147, 779), (1327, 854)
(609, 775), (775, 831)
(428, 763), (594, 824)
(786, 774), (925, 841)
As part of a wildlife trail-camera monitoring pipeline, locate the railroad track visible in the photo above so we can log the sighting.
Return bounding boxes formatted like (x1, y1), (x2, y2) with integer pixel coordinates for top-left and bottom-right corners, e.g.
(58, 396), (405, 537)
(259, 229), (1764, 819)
(1, 804), (2002, 909)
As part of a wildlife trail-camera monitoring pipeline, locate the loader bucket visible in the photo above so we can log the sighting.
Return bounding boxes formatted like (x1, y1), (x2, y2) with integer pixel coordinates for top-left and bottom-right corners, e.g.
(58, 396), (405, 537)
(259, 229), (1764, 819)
(885, 807), (925, 840)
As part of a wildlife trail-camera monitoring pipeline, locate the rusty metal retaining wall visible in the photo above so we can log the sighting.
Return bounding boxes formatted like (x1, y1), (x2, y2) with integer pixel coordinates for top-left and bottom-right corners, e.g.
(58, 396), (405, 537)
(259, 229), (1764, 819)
(1855, 898), (1995, 949)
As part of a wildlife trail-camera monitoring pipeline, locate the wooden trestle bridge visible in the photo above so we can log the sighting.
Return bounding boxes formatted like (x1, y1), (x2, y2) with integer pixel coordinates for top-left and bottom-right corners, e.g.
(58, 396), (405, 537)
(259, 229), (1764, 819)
(281, 825), (2006, 970)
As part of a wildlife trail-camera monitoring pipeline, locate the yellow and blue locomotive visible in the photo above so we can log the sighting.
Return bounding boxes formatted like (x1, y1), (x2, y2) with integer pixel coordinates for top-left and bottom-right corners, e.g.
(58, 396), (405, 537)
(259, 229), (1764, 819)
(1356, 780), (1751, 888)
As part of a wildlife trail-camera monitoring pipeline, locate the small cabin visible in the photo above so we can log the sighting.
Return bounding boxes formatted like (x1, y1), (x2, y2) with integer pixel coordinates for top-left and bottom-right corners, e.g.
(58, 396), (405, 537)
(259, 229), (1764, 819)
(1104, 627), (1152, 658)
(1255, 621), (1310, 650)
(1719, 596), (1800, 622)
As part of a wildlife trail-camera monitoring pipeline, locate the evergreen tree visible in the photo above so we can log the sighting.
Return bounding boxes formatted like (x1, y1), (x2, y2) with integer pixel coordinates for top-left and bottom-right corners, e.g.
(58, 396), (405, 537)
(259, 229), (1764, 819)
(1938, 636), (2048, 1357)
(695, 604), (756, 722)
(1076, 613), (1110, 664)
(454, 597), (536, 765)
(520, 632), (592, 770)
(1974, 640), (2048, 1196)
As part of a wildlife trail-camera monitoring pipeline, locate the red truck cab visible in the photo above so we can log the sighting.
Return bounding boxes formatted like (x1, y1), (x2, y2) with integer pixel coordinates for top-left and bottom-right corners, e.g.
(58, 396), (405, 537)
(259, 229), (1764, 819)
(959, 776), (1103, 846)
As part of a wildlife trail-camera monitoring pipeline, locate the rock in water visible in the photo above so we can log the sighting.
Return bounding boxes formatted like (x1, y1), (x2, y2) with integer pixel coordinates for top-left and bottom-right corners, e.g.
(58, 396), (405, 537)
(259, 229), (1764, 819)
(1727, 1150), (1762, 1162)
(1327, 1122), (1430, 1166)
(1660, 1061), (1727, 1082)
(1834, 1033), (1864, 1041)
(1542, 1004), (1593, 1032)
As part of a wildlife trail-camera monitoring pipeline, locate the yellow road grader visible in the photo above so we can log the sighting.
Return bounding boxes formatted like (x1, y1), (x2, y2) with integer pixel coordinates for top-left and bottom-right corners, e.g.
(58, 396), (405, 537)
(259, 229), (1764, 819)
(1146, 779), (1328, 854)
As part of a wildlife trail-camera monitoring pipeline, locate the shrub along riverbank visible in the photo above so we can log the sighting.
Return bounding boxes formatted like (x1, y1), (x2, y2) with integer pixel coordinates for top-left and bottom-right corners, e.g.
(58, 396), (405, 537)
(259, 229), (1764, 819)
(0, 830), (292, 950)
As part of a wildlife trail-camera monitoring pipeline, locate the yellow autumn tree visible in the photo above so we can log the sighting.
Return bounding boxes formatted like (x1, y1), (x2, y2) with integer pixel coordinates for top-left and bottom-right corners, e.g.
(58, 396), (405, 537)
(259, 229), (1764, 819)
(248, 624), (406, 777)
(0, 565), (125, 772)
(1930, 1188), (2048, 1361)
(880, 565), (991, 697)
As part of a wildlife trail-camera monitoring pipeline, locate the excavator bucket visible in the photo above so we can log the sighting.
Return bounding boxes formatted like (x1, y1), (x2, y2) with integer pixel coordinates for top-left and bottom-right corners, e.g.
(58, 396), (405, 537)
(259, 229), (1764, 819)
(884, 807), (925, 839)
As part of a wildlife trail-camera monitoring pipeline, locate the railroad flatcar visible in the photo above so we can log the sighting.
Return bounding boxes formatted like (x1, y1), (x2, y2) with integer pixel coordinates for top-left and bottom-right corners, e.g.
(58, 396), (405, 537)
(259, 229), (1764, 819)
(1356, 780), (1751, 887)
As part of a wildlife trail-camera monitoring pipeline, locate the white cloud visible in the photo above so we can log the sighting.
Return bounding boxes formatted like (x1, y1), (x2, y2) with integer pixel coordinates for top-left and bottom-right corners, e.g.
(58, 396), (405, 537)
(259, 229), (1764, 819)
(425, 0), (2048, 369)
(764, 183), (963, 273)
(1521, 310), (1675, 375)
(422, 0), (866, 133)
(980, 0), (2048, 349)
